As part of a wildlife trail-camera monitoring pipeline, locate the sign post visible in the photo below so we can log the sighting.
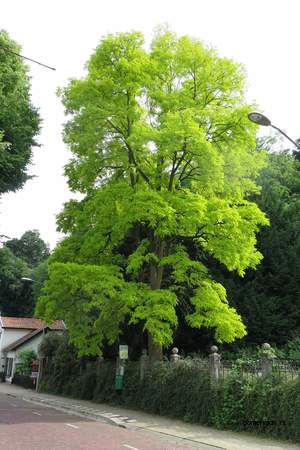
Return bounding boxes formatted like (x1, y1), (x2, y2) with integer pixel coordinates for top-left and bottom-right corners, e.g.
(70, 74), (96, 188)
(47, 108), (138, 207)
(115, 345), (128, 390)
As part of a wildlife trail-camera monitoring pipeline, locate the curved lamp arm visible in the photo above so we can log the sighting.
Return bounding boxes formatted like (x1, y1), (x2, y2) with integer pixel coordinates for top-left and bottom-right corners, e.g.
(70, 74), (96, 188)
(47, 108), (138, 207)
(248, 112), (300, 150)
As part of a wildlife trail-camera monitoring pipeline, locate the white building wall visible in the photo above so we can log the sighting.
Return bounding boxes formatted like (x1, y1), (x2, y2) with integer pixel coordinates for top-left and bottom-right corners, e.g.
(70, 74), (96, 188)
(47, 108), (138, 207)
(0, 328), (31, 372)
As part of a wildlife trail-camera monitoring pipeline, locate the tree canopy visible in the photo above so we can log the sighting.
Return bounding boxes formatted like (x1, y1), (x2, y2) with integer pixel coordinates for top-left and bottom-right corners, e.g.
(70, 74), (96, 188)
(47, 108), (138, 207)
(36, 30), (268, 358)
(218, 149), (300, 346)
(0, 30), (40, 194)
(5, 230), (50, 268)
(0, 230), (49, 317)
(0, 246), (32, 316)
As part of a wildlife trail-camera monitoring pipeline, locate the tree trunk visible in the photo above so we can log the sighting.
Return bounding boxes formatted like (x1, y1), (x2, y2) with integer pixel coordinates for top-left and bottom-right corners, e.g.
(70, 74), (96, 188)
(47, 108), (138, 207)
(147, 237), (165, 362)
(148, 332), (163, 362)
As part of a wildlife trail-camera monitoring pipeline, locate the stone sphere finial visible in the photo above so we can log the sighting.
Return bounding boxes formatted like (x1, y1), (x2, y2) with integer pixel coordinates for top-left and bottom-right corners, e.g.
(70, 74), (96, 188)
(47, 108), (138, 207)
(211, 345), (218, 353)
(170, 347), (180, 363)
(262, 343), (271, 350)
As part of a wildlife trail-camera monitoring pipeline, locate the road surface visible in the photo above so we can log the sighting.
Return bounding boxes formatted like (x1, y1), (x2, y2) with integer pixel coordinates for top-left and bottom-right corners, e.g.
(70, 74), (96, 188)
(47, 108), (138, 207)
(0, 393), (217, 450)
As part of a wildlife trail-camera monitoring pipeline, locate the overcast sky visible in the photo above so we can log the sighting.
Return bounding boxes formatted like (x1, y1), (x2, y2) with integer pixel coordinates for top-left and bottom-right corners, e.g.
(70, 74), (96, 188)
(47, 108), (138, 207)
(0, 0), (299, 249)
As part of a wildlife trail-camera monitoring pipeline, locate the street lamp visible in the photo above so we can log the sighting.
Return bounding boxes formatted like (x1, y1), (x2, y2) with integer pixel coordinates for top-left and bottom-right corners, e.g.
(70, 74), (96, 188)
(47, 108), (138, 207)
(248, 112), (300, 150)
(21, 277), (44, 287)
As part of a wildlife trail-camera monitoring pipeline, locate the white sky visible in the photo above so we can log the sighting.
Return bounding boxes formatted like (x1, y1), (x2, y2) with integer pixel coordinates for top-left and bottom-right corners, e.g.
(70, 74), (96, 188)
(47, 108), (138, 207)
(0, 0), (299, 249)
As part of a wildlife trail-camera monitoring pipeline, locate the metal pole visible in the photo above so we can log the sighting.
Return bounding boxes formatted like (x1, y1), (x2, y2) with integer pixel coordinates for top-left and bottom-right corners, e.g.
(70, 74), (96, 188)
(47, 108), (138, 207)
(270, 124), (300, 150)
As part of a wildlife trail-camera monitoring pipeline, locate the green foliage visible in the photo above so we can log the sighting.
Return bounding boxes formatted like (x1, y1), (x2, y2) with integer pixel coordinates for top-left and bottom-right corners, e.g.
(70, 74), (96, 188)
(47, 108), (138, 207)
(37, 30), (268, 356)
(0, 30), (40, 194)
(0, 231), (49, 317)
(284, 338), (300, 360)
(218, 150), (300, 345)
(38, 333), (66, 358)
(5, 230), (50, 268)
(0, 246), (33, 316)
(222, 340), (300, 362)
(221, 346), (260, 362)
(39, 334), (80, 395)
(214, 372), (300, 440)
(15, 349), (37, 375)
(31, 259), (49, 303)
(36, 261), (178, 355)
(214, 370), (251, 429)
(187, 280), (246, 342)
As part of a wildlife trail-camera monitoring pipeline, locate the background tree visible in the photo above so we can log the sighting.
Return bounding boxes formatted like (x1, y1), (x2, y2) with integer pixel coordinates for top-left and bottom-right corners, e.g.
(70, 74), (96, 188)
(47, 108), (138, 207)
(0, 30), (40, 194)
(216, 149), (300, 346)
(0, 246), (32, 316)
(5, 230), (50, 267)
(37, 30), (268, 360)
(0, 230), (49, 317)
(30, 259), (49, 305)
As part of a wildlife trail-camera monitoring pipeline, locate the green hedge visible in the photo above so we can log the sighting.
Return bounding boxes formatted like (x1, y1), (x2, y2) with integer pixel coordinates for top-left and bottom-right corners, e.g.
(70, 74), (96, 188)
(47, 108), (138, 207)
(38, 337), (300, 442)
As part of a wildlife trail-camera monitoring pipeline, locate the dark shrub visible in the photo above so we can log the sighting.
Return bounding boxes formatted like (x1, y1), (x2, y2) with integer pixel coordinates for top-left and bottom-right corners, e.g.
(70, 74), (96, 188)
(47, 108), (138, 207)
(13, 374), (35, 389)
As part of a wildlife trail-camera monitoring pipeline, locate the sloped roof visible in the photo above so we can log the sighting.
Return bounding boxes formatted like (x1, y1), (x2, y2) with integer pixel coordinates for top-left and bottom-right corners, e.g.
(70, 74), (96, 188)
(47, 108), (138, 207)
(2, 328), (46, 353)
(0, 317), (65, 331)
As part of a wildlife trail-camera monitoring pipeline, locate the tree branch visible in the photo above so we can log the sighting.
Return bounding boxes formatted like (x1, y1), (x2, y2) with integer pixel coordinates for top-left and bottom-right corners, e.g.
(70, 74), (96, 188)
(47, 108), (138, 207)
(168, 139), (188, 191)
(124, 141), (154, 188)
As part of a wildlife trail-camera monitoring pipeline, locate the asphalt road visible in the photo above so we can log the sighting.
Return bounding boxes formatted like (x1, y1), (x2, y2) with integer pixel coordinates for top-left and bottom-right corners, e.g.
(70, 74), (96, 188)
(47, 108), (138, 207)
(0, 393), (213, 450)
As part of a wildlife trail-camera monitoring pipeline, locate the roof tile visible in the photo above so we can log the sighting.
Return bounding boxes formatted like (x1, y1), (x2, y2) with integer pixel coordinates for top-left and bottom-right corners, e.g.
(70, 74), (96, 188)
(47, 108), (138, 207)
(0, 317), (65, 331)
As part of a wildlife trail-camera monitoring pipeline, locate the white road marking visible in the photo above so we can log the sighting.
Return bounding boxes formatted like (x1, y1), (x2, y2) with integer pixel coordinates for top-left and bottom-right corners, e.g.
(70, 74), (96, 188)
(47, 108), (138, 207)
(10, 403), (17, 407)
(123, 445), (140, 450)
(65, 423), (79, 429)
(32, 411), (42, 416)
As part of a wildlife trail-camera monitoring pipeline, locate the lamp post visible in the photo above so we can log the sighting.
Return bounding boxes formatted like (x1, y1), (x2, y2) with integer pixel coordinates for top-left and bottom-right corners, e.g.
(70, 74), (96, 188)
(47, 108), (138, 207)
(248, 112), (300, 150)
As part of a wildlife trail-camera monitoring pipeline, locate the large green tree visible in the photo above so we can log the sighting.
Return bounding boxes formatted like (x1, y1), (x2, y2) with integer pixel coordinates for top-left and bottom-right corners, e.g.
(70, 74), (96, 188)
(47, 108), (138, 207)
(0, 30), (40, 194)
(37, 31), (268, 359)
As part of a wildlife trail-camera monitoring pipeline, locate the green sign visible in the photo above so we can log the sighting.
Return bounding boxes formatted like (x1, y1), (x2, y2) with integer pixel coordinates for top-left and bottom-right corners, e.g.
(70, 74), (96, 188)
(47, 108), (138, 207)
(115, 374), (124, 390)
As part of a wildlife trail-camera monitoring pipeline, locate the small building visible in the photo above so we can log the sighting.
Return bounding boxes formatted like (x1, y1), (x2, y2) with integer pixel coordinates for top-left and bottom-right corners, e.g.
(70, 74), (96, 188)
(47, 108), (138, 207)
(0, 316), (66, 382)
